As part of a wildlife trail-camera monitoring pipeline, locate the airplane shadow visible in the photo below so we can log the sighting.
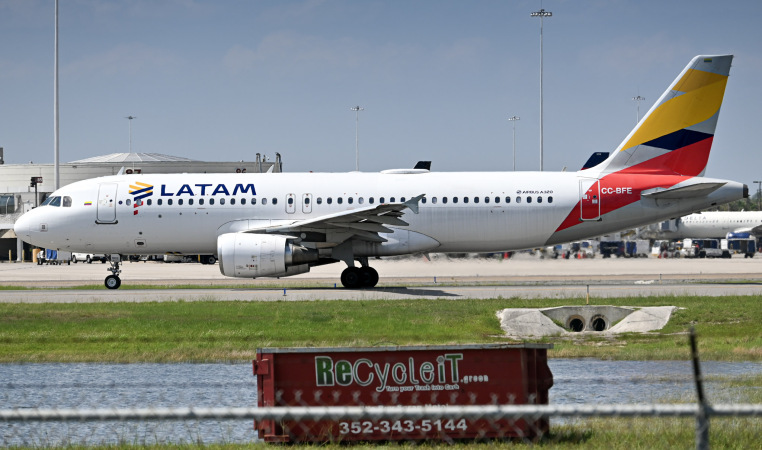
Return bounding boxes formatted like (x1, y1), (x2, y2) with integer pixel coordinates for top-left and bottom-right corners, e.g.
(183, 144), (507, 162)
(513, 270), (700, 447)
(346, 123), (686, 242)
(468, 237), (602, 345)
(232, 286), (460, 297)
(362, 287), (460, 297)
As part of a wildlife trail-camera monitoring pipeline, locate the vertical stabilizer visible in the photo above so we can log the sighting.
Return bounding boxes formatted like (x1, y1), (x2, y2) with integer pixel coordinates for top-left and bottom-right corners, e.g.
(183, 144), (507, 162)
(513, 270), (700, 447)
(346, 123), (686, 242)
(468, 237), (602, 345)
(594, 55), (732, 176)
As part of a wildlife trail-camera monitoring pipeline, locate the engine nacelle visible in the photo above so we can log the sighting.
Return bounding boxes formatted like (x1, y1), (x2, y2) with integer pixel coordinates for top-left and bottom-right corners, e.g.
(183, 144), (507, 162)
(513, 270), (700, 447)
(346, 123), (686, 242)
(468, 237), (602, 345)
(217, 233), (318, 278)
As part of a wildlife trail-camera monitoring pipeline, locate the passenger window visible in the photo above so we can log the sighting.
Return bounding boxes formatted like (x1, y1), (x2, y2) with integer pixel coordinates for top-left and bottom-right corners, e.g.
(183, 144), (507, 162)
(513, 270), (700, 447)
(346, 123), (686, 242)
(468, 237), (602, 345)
(473, 197), (479, 204)
(210, 198), (215, 205)
(63, 196), (72, 207)
(316, 197), (322, 205)
(505, 196), (511, 204)
(168, 199), (174, 206)
(390, 197), (395, 203)
(516, 196), (522, 204)
(327, 197), (333, 205)
(527, 196), (532, 204)
(443, 197), (448, 204)
(453, 197), (458, 204)
(464, 197), (469, 204)
(219, 198), (225, 205)
(432, 197), (437, 204)
(348, 197), (353, 204)
(400, 197), (406, 202)
(305, 197), (310, 205)
(126, 199), (132, 206)
(421, 197), (427, 204)
(230, 198), (235, 205)
(537, 196), (543, 204)
(288, 197), (294, 205)
(495, 196), (500, 203)
(272, 198), (277, 205)
(484, 196), (490, 204)
(199, 198), (204, 205)
(251, 198), (256, 205)
(147, 199), (152, 206)
(158, 199), (163, 206)
(189, 199), (194, 205)
(369, 197), (374, 204)
(178, 199), (184, 206)
(338, 197), (343, 205)
(261, 198), (267, 205)
(548, 196), (553, 203)
(380, 197), (385, 203)
(240, 198), (246, 205)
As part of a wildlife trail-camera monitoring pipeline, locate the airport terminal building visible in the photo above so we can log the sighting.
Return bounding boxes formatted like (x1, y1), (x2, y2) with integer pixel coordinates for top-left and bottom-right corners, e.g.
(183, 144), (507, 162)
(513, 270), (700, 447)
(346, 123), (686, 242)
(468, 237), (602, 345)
(0, 149), (283, 261)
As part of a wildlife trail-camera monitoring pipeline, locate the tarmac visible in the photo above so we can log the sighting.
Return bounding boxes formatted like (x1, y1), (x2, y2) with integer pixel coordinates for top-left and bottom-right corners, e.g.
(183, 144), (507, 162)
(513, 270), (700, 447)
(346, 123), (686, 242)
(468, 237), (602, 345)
(1, 254), (762, 303)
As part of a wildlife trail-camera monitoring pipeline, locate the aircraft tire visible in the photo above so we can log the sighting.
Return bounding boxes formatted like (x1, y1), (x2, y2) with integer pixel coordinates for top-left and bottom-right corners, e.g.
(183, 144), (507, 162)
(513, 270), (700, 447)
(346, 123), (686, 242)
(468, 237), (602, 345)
(105, 275), (121, 290)
(340, 267), (363, 289)
(359, 267), (379, 288)
(207, 256), (217, 265)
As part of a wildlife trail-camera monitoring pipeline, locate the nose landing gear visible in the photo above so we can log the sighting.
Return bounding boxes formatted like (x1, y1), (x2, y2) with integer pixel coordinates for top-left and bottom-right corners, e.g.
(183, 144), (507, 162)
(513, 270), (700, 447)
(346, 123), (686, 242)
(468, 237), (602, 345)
(105, 255), (122, 290)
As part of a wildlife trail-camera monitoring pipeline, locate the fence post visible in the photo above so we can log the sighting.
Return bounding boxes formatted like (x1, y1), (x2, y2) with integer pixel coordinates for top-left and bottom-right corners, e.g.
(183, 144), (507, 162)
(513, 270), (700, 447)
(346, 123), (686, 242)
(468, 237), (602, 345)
(690, 327), (709, 450)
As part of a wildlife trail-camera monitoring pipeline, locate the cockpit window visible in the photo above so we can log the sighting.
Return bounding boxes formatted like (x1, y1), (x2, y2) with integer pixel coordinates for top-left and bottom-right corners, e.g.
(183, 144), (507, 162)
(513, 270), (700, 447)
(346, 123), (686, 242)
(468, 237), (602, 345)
(63, 196), (72, 207)
(46, 196), (62, 207)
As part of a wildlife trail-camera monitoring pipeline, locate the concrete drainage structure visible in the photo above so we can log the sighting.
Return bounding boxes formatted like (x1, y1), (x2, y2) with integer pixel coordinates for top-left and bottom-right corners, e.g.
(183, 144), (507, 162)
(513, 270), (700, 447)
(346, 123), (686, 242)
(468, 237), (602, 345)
(496, 306), (678, 338)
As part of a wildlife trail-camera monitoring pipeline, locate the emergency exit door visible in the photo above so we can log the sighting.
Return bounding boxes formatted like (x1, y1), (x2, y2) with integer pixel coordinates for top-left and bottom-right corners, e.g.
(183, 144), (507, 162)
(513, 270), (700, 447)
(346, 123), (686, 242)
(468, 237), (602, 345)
(580, 179), (601, 221)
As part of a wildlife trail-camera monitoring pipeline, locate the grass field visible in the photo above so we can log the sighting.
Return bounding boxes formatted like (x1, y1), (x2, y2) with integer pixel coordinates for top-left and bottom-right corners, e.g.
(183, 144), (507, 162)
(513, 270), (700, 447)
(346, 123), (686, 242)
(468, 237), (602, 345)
(2, 294), (761, 449)
(1, 295), (760, 363)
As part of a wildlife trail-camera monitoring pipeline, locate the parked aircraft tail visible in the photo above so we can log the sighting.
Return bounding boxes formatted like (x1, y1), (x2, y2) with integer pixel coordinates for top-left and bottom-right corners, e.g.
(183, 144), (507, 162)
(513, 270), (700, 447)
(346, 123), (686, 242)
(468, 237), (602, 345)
(594, 55), (732, 177)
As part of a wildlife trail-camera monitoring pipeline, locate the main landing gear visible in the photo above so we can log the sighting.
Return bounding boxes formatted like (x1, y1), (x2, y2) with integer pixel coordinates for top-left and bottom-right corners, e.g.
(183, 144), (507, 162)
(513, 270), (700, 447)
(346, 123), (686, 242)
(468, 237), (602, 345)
(340, 263), (379, 289)
(105, 255), (122, 290)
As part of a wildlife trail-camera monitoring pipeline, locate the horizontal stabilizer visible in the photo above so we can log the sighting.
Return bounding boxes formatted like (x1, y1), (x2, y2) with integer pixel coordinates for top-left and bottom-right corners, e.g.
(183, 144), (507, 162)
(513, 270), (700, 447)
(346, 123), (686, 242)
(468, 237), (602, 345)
(641, 182), (726, 200)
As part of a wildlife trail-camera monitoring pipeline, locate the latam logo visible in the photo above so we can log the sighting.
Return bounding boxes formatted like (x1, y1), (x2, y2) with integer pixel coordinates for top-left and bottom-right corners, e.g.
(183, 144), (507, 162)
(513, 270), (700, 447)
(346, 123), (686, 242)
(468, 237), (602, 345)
(129, 182), (153, 215)
(158, 183), (256, 197)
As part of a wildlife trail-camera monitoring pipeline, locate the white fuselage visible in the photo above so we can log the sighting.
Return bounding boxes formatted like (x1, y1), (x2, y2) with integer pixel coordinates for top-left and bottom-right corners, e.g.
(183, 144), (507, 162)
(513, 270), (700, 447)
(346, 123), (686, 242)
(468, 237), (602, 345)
(15, 171), (746, 257)
(657, 211), (762, 239)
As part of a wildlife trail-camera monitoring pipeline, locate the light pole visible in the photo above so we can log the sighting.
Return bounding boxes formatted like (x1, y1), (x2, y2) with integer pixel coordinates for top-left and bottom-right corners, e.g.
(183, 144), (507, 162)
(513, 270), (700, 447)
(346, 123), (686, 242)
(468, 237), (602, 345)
(754, 180), (762, 211)
(508, 116), (520, 171)
(54, 0), (60, 189)
(632, 95), (646, 124)
(350, 106), (363, 171)
(531, 7), (551, 171)
(125, 116), (137, 153)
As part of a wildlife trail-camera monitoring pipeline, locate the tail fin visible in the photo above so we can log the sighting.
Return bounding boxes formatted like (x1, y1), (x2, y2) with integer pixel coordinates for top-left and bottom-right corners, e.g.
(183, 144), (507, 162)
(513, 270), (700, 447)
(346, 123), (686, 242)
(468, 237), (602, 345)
(594, 55), (732, 176)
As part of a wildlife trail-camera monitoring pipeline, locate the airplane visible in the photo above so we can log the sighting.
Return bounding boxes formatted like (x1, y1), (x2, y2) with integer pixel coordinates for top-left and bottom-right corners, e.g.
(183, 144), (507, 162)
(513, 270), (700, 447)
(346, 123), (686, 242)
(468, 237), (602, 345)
(14, 54), (748, 289)
(649, 210), (762, 240)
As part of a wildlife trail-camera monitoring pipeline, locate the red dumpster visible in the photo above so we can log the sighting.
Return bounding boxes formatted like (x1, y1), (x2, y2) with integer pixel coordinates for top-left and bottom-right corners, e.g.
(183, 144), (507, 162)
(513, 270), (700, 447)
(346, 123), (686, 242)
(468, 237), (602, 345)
(254, 344), (553, 442)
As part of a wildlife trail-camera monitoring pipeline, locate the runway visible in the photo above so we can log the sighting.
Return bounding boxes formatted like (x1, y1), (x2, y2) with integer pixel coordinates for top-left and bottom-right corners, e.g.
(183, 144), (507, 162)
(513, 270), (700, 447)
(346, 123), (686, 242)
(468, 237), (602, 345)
(1, 255), (762, 302)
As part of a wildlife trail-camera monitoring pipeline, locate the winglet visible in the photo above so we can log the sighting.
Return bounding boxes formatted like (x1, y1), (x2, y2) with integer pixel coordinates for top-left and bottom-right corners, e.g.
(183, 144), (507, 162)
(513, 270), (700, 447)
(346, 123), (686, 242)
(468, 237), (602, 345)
(405, 194), (425, 214)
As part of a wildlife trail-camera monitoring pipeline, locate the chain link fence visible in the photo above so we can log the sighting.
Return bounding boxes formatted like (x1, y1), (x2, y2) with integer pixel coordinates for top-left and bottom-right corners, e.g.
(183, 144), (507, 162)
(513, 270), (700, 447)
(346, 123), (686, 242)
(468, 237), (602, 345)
(2, 334), (761, 447)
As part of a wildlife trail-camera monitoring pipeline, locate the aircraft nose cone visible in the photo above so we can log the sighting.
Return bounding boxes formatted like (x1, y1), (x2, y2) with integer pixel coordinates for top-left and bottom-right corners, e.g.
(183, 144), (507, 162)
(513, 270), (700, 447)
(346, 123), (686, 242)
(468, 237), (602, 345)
(13, 213), (32, 242)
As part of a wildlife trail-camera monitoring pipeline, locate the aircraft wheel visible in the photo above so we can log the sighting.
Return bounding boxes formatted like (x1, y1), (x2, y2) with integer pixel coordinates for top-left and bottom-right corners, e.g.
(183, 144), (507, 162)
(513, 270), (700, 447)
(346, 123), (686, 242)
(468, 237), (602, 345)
(207, 255), (217, 265)
(340, 267), (362, 289)
(105, 275), (121, 290)
(359, 266), (379, 288)
(86, 256), (92, 264)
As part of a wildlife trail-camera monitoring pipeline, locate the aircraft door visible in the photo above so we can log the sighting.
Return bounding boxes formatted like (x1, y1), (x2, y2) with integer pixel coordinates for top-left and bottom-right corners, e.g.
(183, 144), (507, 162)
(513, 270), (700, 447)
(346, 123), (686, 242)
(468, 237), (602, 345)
(286, 193), (296, 214)
(96, 183), (118, 224)
(302, 193), (313, 214)
(580, 179), (601, 221)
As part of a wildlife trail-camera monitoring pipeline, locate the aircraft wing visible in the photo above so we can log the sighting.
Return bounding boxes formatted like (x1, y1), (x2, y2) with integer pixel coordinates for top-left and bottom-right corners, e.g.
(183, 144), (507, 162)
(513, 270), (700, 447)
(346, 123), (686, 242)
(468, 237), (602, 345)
(641, 182), (727, 200)
(242, 194), (425, 244)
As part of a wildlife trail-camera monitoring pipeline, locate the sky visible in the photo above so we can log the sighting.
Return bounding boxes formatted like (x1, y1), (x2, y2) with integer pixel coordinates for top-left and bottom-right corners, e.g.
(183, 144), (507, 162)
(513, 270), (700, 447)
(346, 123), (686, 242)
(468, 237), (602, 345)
(1, 0), (761, 189)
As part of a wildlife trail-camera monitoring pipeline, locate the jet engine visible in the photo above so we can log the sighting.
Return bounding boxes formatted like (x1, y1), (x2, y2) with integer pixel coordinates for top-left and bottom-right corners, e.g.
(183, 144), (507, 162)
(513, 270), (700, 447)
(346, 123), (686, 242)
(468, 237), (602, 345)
(217, 233), (319, 278)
